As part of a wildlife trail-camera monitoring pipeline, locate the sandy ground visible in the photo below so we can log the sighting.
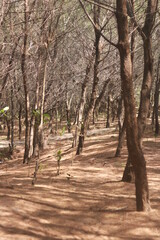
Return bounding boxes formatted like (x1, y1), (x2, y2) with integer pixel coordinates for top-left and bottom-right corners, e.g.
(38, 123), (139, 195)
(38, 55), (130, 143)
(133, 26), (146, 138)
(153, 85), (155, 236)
(0, 127), (160, 240)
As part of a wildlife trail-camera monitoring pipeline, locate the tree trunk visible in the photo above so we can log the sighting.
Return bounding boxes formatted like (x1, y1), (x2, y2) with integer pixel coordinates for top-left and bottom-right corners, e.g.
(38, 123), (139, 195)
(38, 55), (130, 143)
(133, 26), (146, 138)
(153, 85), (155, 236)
(38, 51), (48, 150)
(66, 108), (71, 133)
(29, 73), (41, 158)
(115, 119), (126, 157)
(115, 0), (135, 158)
(18, 103), (22, 140)
(73, 52), (94, 148)
(66, 92), (73, 134)
(137, 37), (154, 145)
(92, 110), (95, 125)
(28, 115), (35, 159)
(116, 0), (150, 211)
(94, 78), (110, 125)
(49, 111), (54, 134)
(10, 79), (14, 155)
(6, 117), (10, 141)
(76, 1), (101, 155)
(122, 155), (135, 182)
(55, 106), (58, 135)
(123, 0), (158, 181)
(106, 95), (111, 128)
(130, 0), (135, 67)
(22, 0), (30, 163)
(154, 56), (160, 135)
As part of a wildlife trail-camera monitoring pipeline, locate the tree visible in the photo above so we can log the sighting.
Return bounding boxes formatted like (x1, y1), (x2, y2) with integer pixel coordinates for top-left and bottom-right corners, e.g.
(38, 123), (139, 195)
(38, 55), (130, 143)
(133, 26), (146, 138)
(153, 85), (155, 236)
(122, 0), (158, 181)
(76, 0), (101, 155)
(21, 0), (30, 163)
(153, 55), (160, 134)
(116, 0), (150, 211)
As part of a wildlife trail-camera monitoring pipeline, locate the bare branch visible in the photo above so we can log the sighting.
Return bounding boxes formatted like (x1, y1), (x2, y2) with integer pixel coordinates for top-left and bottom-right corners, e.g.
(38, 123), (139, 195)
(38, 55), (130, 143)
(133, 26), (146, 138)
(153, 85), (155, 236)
(78, 0), (118, 48)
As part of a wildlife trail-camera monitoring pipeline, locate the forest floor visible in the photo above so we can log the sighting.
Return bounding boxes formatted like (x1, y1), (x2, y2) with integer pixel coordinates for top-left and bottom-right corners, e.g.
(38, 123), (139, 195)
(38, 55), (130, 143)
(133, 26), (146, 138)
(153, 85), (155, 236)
(0, 122), (160, 240)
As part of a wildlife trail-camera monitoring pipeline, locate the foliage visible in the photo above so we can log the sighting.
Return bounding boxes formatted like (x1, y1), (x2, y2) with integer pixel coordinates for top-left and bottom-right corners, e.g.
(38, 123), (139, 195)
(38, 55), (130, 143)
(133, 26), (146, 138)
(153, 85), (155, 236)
(56, 150), (62, 162)
(32, 110), (50, 124)
(0, 106), (9, 118)
(56, 149), (62, 175)
(60, 126), (66, 136)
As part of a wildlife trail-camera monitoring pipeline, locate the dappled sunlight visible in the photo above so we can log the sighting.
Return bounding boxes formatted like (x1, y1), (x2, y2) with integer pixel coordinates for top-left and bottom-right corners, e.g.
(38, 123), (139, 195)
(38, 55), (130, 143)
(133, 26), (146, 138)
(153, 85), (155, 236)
(0, 127), (160, 239)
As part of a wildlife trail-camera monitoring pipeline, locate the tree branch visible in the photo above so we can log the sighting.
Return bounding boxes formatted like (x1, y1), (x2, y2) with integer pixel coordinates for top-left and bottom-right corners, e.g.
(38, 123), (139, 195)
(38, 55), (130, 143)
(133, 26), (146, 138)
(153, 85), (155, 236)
(78, 0), (118, 48)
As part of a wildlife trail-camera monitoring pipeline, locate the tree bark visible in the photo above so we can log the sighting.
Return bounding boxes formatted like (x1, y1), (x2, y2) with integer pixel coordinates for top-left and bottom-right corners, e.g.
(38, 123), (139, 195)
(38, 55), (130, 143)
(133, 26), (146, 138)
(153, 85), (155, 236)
(10, 78), (14, 155)
(138, 37), (154, 145)
(18, 103), (22, 140)
(106, 95), (111, 128)
(29, 64), (40, 158)
(123, 0), (158, 181)
(66, 91), (73, 134)
(116, 0), (150, 211)
(115, 119), (126, 157)
(73, 52), (94, 148)
(76, 1), (101, 155)
(6, 117), (10, 141)
(154, 56), (160, 135)
(115, 0), (135, 158)
(94, 78), (110, 124)
(38, 49), (48, 149)
(21, 0), (30, 163)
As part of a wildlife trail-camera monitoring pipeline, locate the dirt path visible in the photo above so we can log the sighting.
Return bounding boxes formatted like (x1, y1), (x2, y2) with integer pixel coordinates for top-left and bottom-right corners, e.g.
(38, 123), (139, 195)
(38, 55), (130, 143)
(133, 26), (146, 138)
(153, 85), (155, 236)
(0, 130), (160, 240)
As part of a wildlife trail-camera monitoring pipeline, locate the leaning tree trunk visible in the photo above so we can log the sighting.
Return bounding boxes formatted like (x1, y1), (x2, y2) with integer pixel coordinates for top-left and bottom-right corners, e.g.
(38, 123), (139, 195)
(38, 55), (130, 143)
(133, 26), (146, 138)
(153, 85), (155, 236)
(38, 49), (48, 150)
(116, 0), (150, 211)
(73, 51), (95, 148)
(76, 1), (101, 155)
(94, 78), (110, 124)
(122, 0), (158, 182)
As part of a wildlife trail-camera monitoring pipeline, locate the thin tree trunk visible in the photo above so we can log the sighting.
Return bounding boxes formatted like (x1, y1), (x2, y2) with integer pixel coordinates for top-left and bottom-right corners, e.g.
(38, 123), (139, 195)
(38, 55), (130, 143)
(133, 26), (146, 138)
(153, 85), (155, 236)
(29, 116), (35, 159)
(1, 36), (21, 91)
(115, 109), (126, 158)
(38, 51), (48, 149)
(154, 56), (160, 135)
(66, 108), (71, 133)
(66, 92), (73, 134)
(18, 103), (22, 140)
(55, 105), (58, 135)
(6, 117), (10, 141)
(111, 100), (117, 123)
(76, 1), (101, 155)
(130, 0), (135, 67)
(30, 50), (40, 158)
(106, 95), (111, 128)
(72, 53), (94, 148)
(94, 78), (110, 124)
(10, 79), (14, 155)
(138, 37), (154, 145)
(21, 0), (30, 163)
(49, 112), (54, 134)
(115, 122), (126, 157)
